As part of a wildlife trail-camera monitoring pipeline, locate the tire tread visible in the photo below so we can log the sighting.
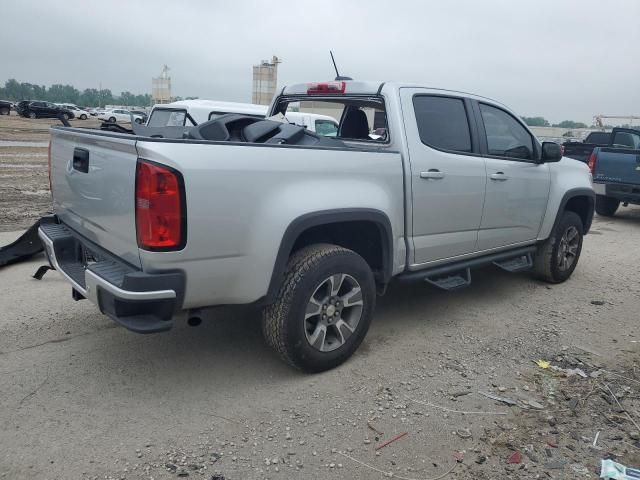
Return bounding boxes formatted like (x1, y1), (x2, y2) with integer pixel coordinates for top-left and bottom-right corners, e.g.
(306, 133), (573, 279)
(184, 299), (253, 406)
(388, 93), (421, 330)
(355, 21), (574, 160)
(262, 244), (356, 370)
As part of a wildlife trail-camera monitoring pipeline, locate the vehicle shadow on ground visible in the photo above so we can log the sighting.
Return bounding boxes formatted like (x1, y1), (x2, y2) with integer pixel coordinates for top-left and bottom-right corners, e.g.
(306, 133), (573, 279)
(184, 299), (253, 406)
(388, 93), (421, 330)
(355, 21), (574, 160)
(80, 265), (536, 388)
(593, 205), (640, 228)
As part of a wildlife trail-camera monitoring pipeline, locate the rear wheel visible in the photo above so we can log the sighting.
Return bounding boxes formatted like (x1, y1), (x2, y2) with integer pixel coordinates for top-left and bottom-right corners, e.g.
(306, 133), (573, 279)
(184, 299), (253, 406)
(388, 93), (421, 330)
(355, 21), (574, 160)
(28, 112), (37, 119)
(80, 114), (87, 120)
(109, 116), (116, 123)
(533, 211), (583, 283)
(262, 244), (376, 372)
(595, 195), (619, 217)
(0, 107), (9, 115)
(62, 113), (70, 121)
(134, 117), (142, 124)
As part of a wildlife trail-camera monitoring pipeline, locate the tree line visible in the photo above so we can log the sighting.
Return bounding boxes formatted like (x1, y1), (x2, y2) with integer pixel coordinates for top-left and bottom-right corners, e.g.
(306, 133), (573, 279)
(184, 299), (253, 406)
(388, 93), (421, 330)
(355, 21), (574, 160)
(0, 79), (152, 107)
(521, 116), (589, 129)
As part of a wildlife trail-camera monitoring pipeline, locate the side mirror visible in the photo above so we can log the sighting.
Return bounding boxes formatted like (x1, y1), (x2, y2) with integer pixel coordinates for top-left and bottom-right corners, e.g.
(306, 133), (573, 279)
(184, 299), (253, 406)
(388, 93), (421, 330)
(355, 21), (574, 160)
(541, 141), (562, 163)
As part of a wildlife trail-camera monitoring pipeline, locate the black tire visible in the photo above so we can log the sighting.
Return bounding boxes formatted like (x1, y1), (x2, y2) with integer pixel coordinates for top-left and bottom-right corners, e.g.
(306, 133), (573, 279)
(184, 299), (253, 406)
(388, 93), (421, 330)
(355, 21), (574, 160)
(80, 114), (87, 120)
(62, 113), (70, 121)
(134, 118), (142, 124)
(595, 195), (619, 217)
(533, 211), (584, 283)
(109, 116), (116, 123)
(0, 107), (9, 115)
(28, 111), (37, 119)
(262, 244), (376, 373)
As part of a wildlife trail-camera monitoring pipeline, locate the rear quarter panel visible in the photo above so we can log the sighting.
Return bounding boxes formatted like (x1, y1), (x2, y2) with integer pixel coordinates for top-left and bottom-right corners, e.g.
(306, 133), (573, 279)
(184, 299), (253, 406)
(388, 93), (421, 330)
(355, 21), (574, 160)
(135, 141), (405, 308)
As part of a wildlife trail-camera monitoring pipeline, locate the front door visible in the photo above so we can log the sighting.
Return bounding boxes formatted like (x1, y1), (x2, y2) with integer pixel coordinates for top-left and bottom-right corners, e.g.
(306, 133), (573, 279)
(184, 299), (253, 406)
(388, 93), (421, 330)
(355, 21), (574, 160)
(400, 89), (487, 265)
(474, 102), (550, 250)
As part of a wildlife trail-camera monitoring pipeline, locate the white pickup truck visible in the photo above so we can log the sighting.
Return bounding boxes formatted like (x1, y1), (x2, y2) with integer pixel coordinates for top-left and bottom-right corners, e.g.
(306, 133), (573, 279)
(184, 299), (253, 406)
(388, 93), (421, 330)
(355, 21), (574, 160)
(40, 80), (595, 372)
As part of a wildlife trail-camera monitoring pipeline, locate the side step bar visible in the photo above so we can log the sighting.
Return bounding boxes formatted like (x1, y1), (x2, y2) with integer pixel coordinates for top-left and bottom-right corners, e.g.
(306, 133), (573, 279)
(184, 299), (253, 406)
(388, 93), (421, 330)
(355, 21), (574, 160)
(493, 253), (533, 272)
(398, 246), (537, 290)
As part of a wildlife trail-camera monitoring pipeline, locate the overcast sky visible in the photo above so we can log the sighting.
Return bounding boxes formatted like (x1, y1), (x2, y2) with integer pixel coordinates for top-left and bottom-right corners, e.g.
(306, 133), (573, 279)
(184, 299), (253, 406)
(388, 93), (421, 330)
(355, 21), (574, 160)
(2, 0), (639, 123)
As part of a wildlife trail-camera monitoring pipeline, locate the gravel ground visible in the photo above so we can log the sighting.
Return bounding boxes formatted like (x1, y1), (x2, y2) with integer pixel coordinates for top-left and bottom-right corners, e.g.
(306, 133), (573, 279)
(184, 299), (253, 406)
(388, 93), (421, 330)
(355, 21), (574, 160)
(1, 112), (639, 480)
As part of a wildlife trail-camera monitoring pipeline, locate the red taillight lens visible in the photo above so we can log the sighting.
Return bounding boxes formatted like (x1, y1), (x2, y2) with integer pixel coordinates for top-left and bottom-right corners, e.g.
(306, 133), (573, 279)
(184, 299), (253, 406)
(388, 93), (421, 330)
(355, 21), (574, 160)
(135, 160), (185, 250)
(587, 150), (597, 174)
(307, 81), (346, 94)
(47, 140), (52, 192)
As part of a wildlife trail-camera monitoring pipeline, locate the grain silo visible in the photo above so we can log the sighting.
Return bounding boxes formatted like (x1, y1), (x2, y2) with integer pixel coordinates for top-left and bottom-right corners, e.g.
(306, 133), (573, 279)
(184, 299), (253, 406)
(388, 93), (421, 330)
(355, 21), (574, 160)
(252, 56), (281, 105)
(152, 65), (172, 104)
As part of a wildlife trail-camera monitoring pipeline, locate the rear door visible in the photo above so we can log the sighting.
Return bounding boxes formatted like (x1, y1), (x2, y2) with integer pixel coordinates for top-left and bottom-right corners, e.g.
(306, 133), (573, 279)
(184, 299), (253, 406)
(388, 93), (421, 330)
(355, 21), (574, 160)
(400, 88), (487, 265)
(474, 102), (550, 250)
(50, 128), (142, 267)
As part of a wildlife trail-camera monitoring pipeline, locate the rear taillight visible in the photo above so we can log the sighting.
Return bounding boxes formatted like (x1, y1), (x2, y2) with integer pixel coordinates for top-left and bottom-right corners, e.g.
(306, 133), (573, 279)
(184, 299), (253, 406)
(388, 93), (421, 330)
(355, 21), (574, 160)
(135, 159), (185, 250)
(587, 150), (598, 174)
(307, 81), (346, 94)
(47, 140), (52, 192)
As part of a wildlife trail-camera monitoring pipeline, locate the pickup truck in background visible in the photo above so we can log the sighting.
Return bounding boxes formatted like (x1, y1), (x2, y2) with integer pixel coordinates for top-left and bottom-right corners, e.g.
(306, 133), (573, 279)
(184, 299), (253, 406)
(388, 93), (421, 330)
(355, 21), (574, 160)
(40, 80), (594, 372)
(563, 129), (624, 164)
(0, 100), (12, 115)
(588, 128), (640, 216)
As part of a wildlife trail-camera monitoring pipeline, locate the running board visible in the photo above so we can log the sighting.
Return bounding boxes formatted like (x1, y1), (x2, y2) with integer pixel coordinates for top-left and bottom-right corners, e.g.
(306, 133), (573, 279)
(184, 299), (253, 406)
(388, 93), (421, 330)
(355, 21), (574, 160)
(425, 268), (471, 291)
(398, 245), (537, 288)
(493, 253), (533, 272)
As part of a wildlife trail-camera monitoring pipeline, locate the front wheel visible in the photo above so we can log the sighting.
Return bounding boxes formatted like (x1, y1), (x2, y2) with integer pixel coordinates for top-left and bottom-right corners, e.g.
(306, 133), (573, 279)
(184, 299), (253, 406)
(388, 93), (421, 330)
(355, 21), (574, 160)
(533, 211), (583, 283)
(28, 112), (37, 119)
(109, 116), (116, 123)
(62, 113), (70, 120)
(262, 244), (376, 372)
(80, 114), (87, 120)
(595, 195), (619, 217)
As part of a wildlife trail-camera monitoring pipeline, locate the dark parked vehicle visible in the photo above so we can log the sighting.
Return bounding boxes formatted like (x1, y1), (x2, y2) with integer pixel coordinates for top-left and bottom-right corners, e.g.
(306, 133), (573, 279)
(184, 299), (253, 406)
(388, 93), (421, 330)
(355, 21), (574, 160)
(589, 128), (640, 216)
(130, 110), (148, 123)
(563, 131), (612, 163)
(0, 100), (12, 115)
(16, 101), (74, 120)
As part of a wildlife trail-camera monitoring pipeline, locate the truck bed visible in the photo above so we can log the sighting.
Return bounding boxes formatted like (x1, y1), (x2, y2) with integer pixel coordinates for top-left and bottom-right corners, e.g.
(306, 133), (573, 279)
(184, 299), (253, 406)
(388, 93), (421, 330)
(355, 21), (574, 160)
(48, 125), (404, 308)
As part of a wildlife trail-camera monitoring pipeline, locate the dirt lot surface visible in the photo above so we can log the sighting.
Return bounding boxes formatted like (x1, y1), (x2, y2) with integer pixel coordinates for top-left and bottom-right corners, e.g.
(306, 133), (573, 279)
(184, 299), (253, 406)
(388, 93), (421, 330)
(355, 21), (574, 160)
(1, 113), (640, 479)
(0, 113), (102, 231)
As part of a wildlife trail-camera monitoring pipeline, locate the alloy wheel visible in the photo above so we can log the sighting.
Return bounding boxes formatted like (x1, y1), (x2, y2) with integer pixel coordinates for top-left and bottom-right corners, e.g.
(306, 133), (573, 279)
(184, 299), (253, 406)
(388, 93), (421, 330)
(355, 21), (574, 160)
(557, 226), (580, 272)
(304, 273), (364, 352)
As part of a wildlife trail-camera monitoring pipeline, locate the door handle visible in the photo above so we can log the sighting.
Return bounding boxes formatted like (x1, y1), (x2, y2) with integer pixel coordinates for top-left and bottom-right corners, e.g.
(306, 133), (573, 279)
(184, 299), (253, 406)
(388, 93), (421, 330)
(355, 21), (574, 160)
(490, 172), (508, 181)
(420, 169), (445, 180)
(73, 148), (89, 173)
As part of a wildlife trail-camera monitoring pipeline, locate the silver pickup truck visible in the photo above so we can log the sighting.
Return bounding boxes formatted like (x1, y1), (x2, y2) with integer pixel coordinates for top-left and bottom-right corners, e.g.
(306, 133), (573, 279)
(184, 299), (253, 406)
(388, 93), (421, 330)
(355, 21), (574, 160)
(40, 80), (595, 372)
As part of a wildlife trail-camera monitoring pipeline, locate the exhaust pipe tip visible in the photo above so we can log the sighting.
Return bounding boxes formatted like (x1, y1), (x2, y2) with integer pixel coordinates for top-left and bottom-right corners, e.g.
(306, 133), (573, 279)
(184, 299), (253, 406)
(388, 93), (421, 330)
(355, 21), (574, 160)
(187, 316), (202, 327)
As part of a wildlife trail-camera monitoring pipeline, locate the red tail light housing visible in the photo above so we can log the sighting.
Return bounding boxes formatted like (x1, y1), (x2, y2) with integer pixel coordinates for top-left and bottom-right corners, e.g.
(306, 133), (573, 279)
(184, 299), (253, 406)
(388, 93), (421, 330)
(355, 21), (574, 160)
(307, 81), (346, 94)
(47, 140), (52, 192)
(587, 150), (598, 174)
(135, 159), (186, 250)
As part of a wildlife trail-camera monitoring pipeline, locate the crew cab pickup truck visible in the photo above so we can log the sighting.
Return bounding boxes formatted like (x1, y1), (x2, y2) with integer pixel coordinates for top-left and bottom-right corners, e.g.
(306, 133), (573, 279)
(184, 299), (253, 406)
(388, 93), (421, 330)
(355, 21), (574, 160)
(563, 131), (612, 164)
(40, 80), (595, 372)
(588, 128), (640, 216)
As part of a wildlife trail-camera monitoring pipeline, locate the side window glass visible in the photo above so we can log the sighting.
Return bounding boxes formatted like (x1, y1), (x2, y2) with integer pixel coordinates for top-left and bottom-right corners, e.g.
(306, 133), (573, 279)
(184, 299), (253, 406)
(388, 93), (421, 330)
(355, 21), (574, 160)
(480, 104), (533, 160)
(315, 120), (338, 137)
(413, 96), (472, 153)
(148, 109), (187, 127)
(612, 131), (640, 149)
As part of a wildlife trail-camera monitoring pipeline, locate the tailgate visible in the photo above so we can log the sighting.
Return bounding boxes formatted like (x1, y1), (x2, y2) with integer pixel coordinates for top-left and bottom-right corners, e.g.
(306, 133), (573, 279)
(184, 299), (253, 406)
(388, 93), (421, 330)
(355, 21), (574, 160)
(49, 127), (141, 267)
(594, 147), (640, 186)
(563, 143), (594, 163)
